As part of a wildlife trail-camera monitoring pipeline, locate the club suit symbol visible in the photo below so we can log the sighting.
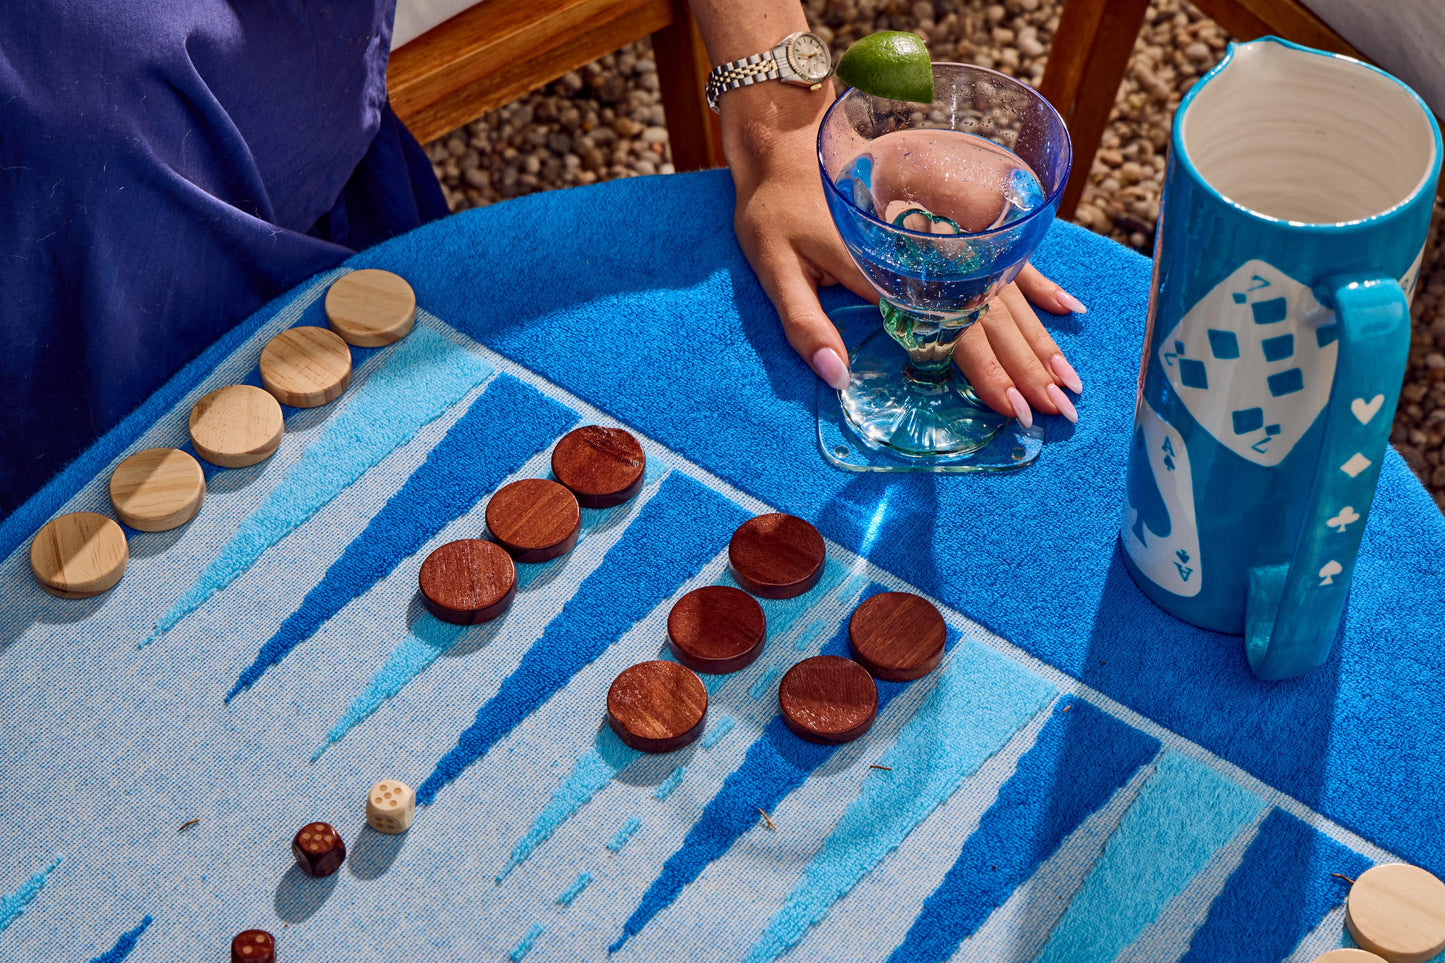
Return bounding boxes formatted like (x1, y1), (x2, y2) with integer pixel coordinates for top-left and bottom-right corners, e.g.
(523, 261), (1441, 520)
(1327, 507), (1360, 533)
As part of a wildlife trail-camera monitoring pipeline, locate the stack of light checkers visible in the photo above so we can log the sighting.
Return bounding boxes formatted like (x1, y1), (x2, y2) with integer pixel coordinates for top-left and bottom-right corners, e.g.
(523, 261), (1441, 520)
(27, 269), (417, 600)
(418, 425), (647, 624)
(605, 512), (947, 754)
(1305, 862), (1445, 963)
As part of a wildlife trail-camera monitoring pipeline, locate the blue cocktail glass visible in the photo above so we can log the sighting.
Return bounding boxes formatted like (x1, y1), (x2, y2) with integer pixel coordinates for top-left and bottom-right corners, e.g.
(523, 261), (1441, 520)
(817, 62), (1071, 470)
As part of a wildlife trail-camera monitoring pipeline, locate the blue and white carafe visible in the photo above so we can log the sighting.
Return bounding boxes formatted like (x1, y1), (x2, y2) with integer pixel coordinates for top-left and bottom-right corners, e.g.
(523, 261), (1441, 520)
(1121, 37), (1441, 680)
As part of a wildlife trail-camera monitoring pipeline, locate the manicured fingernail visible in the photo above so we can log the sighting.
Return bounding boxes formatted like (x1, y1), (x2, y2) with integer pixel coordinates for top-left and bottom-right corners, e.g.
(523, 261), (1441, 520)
(812, 347), (850, 391)
(1051, 354), (1084, 394)
(1047, 384), (1079, 423)
(1005, 387), (1033, 429)
(1056, 289), (1088, 315)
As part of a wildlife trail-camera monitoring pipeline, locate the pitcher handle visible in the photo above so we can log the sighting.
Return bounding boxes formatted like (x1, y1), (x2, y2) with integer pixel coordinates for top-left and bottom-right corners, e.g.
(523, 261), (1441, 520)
(1244, 275), (1411, 680)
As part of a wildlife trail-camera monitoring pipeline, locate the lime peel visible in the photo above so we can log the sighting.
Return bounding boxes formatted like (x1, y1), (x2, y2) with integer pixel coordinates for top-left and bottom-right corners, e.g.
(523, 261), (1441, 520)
(835, 31), (934, 104)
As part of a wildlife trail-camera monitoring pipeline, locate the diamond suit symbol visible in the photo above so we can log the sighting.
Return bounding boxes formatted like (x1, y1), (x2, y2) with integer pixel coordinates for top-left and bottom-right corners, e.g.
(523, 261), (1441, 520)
(1340, 454), (1372, 478)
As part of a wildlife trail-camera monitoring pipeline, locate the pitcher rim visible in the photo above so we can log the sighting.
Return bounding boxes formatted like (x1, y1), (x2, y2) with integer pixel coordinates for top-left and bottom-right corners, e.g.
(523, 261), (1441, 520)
(1172, 35), (1443, 231)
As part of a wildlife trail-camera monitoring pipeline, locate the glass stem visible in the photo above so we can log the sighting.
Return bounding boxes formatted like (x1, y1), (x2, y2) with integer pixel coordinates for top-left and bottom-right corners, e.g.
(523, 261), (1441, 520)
(879, 301), (989, 384)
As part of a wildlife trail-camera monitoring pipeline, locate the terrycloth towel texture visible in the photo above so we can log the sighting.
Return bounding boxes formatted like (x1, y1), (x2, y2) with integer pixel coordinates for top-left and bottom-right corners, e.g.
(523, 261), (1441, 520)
(887, 697), (1162, 963)
(416, 471), (749, 806)
(88, 917), (151, 963)
(225, 373), (576, 700)
(1178, 808), (1373, 963)
(343, 169), (1445, 877)
(2, 169), (1439, 961)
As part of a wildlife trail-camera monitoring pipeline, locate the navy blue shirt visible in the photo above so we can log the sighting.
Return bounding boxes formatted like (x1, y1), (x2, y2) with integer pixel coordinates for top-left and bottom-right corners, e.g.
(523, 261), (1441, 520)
(0, 1), (448, 512)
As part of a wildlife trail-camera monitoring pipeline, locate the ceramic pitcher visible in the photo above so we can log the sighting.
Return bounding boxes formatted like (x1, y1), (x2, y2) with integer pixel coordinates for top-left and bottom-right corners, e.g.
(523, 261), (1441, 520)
(1121, 37), (1441, 680)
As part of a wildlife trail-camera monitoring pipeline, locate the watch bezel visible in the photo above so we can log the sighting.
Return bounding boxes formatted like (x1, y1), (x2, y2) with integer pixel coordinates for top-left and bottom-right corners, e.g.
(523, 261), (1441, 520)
(784, 32), (832, 84)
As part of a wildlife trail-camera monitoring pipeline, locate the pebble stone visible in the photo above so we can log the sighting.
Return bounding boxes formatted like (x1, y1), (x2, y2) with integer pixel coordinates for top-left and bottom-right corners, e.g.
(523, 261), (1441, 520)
(424, 7), (1445, 513)
(607, 660), (708, 753)
(778, 655), (878, 745)
(1346, 863), (1445, 963)
(30, 511), (128, 598)
(485, 478), (581, 562)
(230, 930), (275, 963)
(667, 585), (767, 674)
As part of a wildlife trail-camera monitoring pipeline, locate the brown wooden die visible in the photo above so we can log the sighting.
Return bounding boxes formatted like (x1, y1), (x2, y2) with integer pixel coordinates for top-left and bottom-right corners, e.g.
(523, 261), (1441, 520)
(729, 513), (826, 599)
(231, 929), (275, 963)
(291, 821), (345, 877)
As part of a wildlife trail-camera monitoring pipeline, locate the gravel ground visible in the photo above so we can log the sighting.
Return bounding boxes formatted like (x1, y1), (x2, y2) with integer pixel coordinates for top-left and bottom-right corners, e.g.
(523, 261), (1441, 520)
(425, 0), (1445, 511)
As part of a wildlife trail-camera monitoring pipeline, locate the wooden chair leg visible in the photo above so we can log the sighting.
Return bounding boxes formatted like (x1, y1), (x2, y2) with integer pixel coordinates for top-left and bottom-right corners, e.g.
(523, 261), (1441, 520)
(1039, 0), (1151, 219)
(654, 0), (724, 171)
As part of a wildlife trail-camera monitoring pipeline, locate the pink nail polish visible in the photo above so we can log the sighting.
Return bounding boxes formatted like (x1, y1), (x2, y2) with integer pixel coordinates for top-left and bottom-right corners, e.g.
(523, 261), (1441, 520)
(1051, 354), (1084, 394)
(1005, 387), (1033, 429)
(1047, 384), (1079, 423)
(812, 347), (850, 391)
(1056, 289), (1088, 315)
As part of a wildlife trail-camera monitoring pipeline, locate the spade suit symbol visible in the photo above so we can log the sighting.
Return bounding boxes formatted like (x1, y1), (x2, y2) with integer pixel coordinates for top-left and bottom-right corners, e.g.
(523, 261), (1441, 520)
(1318, 560), (1343, 586)
(1128, 426), (1172, 547)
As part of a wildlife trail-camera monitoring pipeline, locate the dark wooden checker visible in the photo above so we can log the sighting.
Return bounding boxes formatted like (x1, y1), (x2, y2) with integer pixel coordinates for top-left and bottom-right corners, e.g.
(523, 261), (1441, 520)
(848, 592), (946, 682)
(551, 425), (647, 508)
(778, 655), (878, 745)
(607, 660), (708, 753)
(667, 585), (767, 674)
(418, 538), (517, 625)
(485, 478), (581, 562)
(728, 513), (826, 599)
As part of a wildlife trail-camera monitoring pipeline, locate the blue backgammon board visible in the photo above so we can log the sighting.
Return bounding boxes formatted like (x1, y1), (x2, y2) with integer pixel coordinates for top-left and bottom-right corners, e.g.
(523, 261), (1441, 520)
(4, 173), (1444, 962)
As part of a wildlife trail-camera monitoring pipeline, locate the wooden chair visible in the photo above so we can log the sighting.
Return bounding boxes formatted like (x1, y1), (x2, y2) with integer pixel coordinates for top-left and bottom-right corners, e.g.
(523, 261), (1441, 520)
(386, 0), (725, 172)
(1039, 0), (1358, 218)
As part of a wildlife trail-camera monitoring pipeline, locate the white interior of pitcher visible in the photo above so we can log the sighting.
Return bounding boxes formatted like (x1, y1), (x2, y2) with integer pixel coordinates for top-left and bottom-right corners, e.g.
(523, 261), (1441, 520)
(1179, 42), (1438, 224)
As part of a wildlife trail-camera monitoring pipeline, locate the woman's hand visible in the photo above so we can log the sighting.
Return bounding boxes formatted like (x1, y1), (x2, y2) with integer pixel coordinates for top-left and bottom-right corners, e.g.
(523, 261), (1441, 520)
(720, 82), (1085, 425)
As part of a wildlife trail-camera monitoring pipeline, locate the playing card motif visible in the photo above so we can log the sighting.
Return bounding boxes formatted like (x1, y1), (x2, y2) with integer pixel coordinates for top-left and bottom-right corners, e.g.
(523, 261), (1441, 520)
(1158, 260), (1336, 468)
(1123, 397), (1201, 597)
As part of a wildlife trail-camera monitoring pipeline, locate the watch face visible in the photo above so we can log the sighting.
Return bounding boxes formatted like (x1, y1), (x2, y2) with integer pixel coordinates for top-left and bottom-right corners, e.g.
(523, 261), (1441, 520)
(787, 33), (832, 82)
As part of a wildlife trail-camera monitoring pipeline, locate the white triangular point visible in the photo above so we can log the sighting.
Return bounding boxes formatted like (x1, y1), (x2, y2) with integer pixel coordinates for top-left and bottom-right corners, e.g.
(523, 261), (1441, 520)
(1340, 454), (1372, 478)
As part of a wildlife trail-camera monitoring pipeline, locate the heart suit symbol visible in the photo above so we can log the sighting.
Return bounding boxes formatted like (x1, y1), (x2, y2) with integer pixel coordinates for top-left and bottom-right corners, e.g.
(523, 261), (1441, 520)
(1351, 394), (1384, 424)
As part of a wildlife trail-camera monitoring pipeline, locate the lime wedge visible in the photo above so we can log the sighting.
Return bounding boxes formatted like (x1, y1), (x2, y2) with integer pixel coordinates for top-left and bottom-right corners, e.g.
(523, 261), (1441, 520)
(834, 31), (934, 104)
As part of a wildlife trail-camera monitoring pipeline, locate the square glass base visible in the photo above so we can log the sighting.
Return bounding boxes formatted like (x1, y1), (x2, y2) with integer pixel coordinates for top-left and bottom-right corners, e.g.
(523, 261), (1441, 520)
(816, 305), (1044, 473)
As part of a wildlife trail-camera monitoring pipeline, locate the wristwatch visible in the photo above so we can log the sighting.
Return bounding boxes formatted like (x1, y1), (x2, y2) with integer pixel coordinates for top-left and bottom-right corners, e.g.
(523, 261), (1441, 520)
(704, 31), (833, 113)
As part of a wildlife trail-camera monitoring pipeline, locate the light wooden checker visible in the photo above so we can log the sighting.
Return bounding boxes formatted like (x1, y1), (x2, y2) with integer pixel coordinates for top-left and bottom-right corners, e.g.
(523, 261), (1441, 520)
(1310, 950), (1387, 963)
(108, 447), (206, 531)
(30, 511), (128, 598)
(188, 384), (284, 468)
(324, 269), (417, 347)
(1346, 863), (1445, 963)
(259, 325), (352, 407)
